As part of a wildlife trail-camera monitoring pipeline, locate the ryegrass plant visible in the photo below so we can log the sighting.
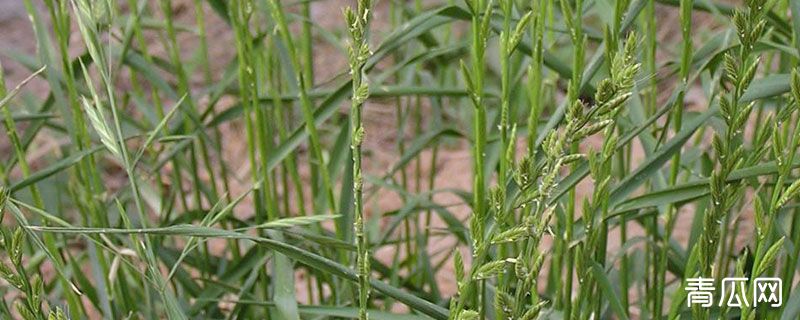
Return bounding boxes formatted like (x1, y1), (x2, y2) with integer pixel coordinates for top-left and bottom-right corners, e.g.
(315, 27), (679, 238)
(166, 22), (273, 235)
(2, 0), (800, 319)
(345, 0), (374, 318)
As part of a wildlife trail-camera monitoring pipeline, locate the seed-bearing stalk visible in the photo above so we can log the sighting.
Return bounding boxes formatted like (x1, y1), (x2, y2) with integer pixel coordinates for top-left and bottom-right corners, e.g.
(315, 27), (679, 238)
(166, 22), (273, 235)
(574, 35), (639, 318)
(742, 74), (800, 320)
(559, 0), (584, 315)
(345, 0), (373, 318)
(686, 1), (768, 318)
(527, 0), (547, 154)
(498, 0), (531, 191)
(465, 0), (491, 234)
(497, 0), (511, 191)
(450, 0), (493, 316)
(493, 1), (531, 315)
(450, 16), (638, 320)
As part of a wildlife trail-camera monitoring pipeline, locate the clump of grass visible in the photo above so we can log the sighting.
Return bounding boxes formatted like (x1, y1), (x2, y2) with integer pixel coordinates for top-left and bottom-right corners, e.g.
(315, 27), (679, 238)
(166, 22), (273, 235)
(3, 0), (800, 319)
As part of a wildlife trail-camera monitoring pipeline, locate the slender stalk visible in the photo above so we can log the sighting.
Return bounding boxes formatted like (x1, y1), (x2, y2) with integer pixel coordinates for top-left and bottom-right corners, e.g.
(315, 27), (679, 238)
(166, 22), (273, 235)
(346, 1), (373, 317)
(656, 0), (692, 317)
(449, 1), (495, 315)
(467, 0), (492, 315)
(469, 0), (490, 235)
(560, 0), (584, 315)
(161, 0), (224, 211)
(498, 0), (513, 191)
(301, 0), (314, 90)
(527, 0), (546, 154)
(268, 0), (338, 229)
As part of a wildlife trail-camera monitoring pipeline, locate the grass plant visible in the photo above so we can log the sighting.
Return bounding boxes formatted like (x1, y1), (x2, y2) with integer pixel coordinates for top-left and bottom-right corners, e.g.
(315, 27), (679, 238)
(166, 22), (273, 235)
(1, 0), (800, 319)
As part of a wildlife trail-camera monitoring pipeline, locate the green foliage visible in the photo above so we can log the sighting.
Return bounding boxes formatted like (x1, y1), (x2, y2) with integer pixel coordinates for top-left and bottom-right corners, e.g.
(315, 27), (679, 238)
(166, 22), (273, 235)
(0, 0), (799, 319)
